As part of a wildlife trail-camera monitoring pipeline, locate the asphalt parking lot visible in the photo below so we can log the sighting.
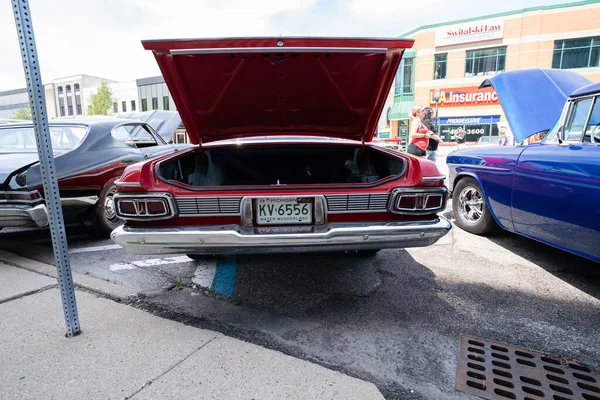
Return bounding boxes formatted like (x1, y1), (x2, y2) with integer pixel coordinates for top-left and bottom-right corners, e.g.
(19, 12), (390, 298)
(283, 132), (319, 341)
(1, 150), (599, 399)
(1, 198), (599, 399)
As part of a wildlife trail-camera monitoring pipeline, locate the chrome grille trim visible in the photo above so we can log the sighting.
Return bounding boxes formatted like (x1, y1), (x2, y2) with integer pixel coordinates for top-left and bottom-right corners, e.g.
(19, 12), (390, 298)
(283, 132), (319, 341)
(325, 193), (390, 213)
(176, 194), (390, 216)
(175, 196), (243, 216)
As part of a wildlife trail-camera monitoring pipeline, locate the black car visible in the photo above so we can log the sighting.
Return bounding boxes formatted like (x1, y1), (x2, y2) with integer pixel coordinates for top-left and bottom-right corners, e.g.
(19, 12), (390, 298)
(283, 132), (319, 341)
(0, 114), (189, 236)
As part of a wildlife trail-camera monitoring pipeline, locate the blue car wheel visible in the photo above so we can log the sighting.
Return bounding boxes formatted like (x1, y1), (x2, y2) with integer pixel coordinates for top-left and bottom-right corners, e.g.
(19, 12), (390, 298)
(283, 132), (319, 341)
(452, 177), (497, 235)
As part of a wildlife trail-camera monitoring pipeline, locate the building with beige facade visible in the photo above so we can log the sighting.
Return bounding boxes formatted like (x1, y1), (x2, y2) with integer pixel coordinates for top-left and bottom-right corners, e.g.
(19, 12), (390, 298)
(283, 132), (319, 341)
(383, 0), (600, 146)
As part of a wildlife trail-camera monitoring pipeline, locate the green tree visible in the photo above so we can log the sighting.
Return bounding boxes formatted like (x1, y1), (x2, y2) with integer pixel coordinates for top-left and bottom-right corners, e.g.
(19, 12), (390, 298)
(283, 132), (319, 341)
(87, 81), (116, 115)
(13, 105), (32, 120)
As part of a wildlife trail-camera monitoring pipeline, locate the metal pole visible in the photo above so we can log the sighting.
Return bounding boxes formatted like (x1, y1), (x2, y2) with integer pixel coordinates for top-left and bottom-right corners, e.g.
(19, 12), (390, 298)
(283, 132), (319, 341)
(11, 0), (81, 337)
(435, 101), (440, 138)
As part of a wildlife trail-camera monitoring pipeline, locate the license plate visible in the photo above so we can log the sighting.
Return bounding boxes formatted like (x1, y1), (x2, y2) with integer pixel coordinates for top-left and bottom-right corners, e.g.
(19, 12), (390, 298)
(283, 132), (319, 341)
(256, 198), (313, 225)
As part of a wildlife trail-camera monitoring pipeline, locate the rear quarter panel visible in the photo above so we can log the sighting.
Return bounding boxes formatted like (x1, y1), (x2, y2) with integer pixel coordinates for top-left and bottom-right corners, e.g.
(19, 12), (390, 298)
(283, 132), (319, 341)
(447, 146), (526, 231)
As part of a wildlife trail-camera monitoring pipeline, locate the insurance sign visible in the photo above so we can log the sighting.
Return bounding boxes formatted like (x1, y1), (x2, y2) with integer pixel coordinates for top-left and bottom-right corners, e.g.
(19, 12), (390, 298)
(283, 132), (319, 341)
(429, 86), (500, 107)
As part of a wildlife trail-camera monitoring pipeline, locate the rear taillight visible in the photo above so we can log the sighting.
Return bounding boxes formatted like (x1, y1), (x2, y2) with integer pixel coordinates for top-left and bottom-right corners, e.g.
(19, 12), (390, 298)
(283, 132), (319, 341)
(389, 188), (447, 215)
(114, 193), (176, 221)
(0, 190), (42, 203)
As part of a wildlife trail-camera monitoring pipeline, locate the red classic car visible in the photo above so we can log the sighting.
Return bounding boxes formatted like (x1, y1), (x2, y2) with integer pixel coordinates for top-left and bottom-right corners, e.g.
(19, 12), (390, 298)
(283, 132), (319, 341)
(110, 37), (451, 255)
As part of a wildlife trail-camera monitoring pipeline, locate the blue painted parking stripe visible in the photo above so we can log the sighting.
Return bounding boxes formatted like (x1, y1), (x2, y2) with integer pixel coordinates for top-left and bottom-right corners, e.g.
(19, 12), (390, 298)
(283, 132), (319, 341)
(211, 256), (237, 298)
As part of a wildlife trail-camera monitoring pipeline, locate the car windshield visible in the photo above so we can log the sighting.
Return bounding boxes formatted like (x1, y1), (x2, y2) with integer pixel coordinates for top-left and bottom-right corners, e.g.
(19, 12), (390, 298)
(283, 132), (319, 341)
(0, 125), (87, 151)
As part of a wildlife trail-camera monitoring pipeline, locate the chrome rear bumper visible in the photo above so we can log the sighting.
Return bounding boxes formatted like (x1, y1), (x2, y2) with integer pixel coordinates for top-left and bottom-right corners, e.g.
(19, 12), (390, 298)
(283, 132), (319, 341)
(0, 204), (49, 228)
(111, 218), (451, 255)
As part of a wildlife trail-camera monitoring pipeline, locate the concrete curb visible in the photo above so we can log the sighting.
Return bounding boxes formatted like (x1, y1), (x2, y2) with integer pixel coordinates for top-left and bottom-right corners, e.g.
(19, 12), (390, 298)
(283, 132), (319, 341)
(0, 249), (137, 302)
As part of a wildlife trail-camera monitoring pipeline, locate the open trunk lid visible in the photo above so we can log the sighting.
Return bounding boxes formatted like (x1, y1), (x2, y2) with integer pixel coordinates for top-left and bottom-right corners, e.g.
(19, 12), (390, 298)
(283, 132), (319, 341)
(142, 37), (413, 145)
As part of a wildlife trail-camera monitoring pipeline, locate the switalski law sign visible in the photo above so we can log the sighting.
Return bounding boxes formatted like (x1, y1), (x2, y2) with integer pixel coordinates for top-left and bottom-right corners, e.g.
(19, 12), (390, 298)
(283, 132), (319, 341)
(435, 18), (504, 46)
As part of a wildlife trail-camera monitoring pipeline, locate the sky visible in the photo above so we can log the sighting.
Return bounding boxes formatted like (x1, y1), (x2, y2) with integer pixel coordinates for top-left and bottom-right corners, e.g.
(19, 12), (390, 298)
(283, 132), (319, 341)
(0, 0), (583, 91)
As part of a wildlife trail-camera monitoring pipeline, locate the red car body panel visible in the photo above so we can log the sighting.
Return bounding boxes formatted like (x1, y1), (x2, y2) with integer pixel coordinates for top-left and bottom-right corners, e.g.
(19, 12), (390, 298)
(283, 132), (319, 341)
(110, 38), (450, 256)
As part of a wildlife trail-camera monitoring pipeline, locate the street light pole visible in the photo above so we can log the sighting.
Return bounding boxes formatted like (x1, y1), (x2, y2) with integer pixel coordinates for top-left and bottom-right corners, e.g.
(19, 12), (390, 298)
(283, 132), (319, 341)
(432, 89), (441, 138)
(435, 101), (439, 136)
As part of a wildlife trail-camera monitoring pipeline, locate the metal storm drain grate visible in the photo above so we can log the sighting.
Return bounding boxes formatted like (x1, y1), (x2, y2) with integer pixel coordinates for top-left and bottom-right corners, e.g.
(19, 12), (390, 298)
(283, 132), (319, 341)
(456, 335), (600, 400)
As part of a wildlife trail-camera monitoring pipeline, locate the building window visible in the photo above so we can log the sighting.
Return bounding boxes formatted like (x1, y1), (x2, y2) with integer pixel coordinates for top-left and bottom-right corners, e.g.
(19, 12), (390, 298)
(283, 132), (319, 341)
(163, 96), (170, 110)
(394, 57), (414, 94)
(465, 47), (506, 77)
(76, 104), (82, 115)
(60, 107), (65, 116)
(152, 97), (158, 110)
(142, 99), (148, 111)
(68, 105), (73, 116)
(552, 37), (600, 69)
(74, 83), (80, 91)
(434, 54), (447, 80)
(113, 102), (118, 113)
(58, 86), (63, 94)
(122, 101), (127, 112)
(131, 100), (136, 111)
(66, 85), (72, 93)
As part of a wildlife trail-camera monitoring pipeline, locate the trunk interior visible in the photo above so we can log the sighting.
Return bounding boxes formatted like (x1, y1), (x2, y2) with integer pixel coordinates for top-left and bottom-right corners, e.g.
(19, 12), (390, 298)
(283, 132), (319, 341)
(159, 145), (406, 188)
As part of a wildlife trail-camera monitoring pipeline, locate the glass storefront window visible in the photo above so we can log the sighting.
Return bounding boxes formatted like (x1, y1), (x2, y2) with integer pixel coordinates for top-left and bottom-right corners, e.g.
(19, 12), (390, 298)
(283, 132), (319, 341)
(394, 58), (414, 95)
(434, 54), (447, 80)
(465, 47), (506, 77)
(552, 36), (600, 69)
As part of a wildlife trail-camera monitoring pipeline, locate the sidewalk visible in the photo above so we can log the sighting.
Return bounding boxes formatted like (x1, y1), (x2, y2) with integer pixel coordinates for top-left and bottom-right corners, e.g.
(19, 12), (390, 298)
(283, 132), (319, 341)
(0, 261), (384, 399)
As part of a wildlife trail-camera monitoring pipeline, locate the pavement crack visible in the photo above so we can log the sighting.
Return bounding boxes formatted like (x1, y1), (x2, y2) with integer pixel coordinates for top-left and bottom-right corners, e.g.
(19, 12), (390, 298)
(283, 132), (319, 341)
(0, 284), (57, 305)
(124, 334), (220, 399)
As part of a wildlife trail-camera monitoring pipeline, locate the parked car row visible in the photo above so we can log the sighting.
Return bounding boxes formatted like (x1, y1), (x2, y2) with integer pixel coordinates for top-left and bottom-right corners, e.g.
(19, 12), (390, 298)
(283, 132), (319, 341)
(2, 36), (598, 264)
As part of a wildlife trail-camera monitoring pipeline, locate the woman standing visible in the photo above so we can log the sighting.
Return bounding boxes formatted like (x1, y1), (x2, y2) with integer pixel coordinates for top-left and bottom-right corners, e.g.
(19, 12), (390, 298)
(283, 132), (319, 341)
(422, 107), (443, 161)
(407, 105), (432, 158)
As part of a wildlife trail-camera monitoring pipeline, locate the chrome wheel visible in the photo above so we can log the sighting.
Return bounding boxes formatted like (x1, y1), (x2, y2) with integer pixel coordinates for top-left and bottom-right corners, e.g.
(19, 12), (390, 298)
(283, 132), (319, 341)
(458, 186), (484, 223)
(103, 191), (118, 222)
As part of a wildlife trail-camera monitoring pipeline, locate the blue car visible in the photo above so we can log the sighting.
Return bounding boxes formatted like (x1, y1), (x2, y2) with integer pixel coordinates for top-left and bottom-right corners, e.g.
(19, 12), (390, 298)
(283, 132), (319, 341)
(447, 69), (600, 262)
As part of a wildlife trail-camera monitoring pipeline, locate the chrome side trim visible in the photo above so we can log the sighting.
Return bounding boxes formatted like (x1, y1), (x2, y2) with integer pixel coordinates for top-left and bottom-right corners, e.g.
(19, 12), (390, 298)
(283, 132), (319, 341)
(421, 176), (446, 182)
(0, 190), (40, 195)
(111, 218), (452, 255)
(171, 47), (388, 55)
(0, 199), (41, 204)
(61, 196), (99, 207)
(114, 181), (142, 188)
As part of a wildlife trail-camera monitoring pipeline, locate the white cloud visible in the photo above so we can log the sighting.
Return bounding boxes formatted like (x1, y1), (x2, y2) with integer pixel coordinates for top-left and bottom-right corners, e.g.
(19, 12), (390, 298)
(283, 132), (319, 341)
(0, 0), (317, 90)
(0, 0), (583, 91)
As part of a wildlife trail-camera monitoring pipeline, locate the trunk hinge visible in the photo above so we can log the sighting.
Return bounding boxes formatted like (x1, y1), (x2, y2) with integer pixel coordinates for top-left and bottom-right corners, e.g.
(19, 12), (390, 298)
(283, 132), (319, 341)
(360, 134), (366, 156)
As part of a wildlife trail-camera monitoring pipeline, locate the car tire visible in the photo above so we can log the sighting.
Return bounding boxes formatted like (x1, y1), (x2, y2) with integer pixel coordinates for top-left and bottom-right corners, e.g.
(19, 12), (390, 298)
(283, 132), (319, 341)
(452, 177), (496, 235)
(88, 182), (123, 238)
